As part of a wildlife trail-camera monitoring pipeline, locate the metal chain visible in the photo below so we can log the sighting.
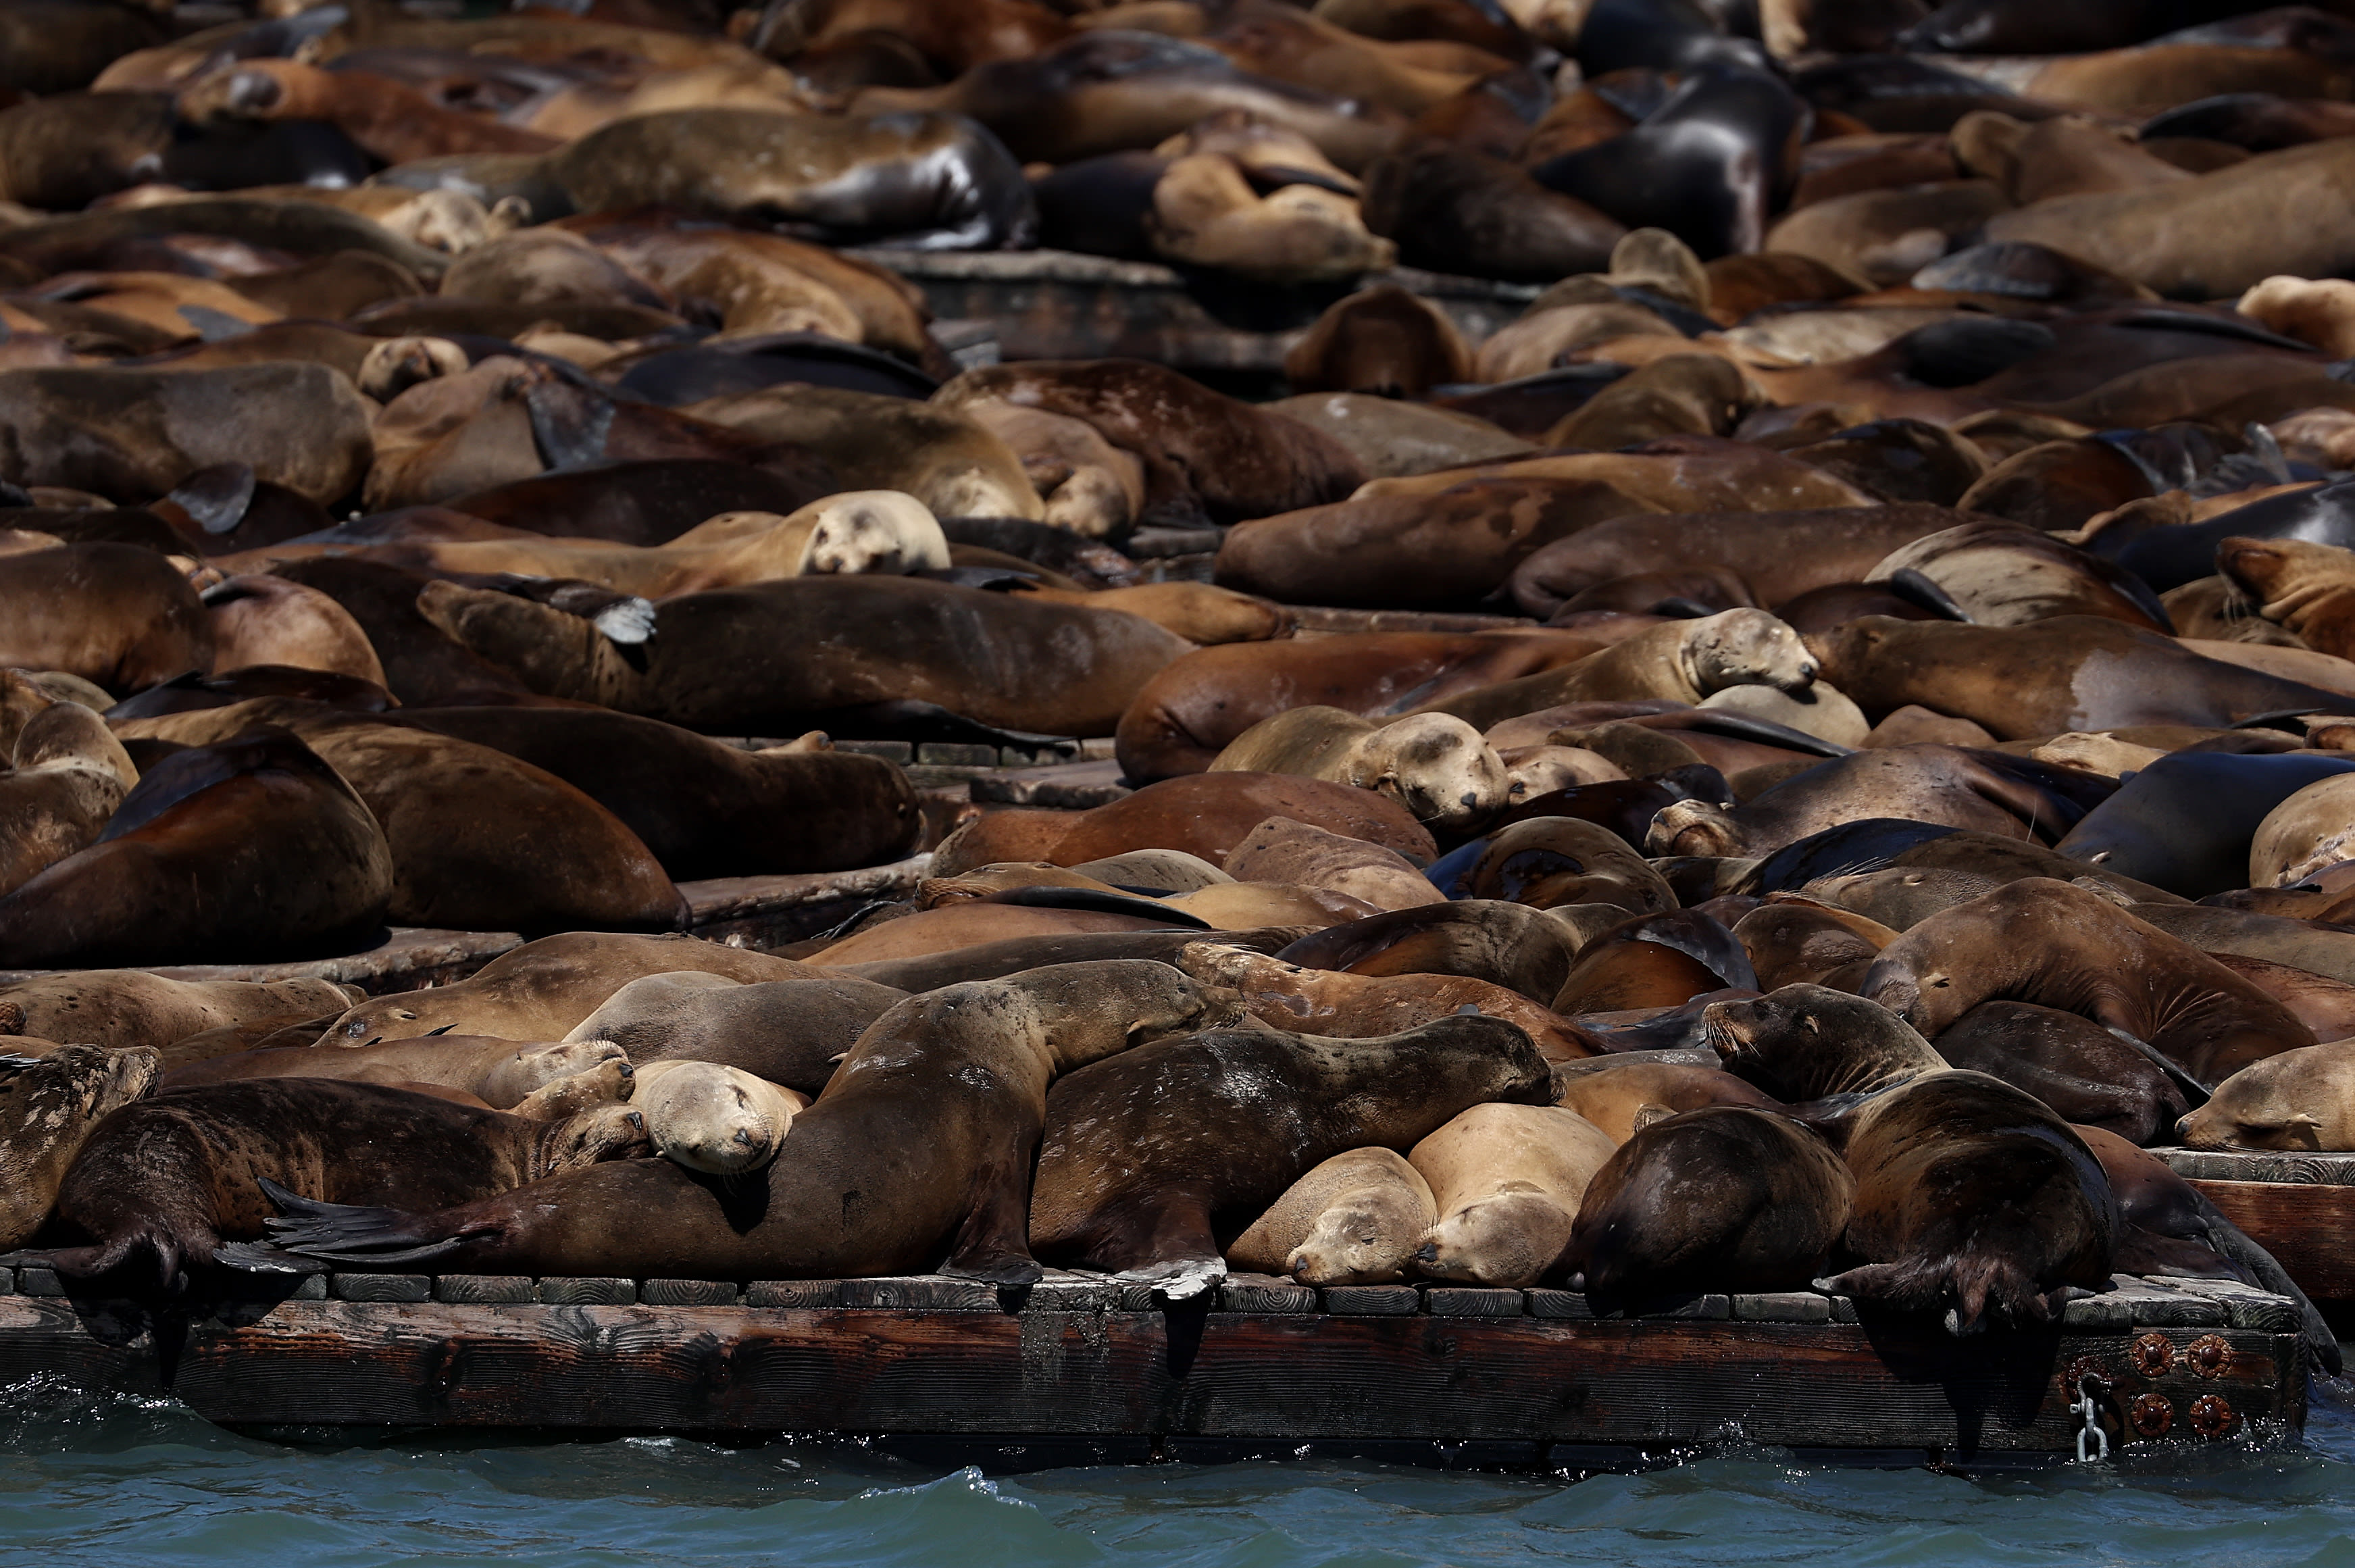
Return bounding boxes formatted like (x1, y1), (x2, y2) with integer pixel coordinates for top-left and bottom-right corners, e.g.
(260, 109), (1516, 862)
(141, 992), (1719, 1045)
(2075, 1376), (2111, 1463)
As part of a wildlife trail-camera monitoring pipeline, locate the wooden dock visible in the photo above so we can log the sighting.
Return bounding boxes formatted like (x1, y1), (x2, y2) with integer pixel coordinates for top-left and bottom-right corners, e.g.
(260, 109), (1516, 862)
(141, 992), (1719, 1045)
(2158, 1148), (2355, 1317)
(0, 1265), (2304, 1462)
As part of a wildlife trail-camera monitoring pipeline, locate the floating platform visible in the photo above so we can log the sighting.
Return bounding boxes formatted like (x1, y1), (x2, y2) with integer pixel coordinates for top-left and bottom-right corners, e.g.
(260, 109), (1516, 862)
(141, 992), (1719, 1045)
(0, 1265), (2304, 1462)
(2158, 1148), (2355, 1315)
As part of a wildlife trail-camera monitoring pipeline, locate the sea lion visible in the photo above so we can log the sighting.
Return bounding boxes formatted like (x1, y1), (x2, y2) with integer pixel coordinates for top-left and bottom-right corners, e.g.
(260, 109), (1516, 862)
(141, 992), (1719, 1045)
(2177, 1041), (2355, 1151)
(1224, 1146), (1436, 1286)
(563, 973), (905, 1096)
(1407, 1102), (1617, 1288)
(1145, 150), (1397, 282)
(1550, 1057), (1786, 1142)
(270, 962), (1236, 1286)
(324, 932), (821, 1046)
(1275, 899), (1579, 1003)
(681, 387), (1038, 522)
(0, 363), (371, 506)
(1731, 896), (1894, 990)
(1465, 816), (1679, 915)
(2251, 772), (2355, 888)
(415, 575), (1190, 740)
(0, 973), (353, 1055)
(1557, 1105), (1855, 1309)
(1805, 615), (2355, 740)
(1282, 283), (1473, 396)
(1263, 393), (1534, 480)
(0, 542), (211, 696)
(0, 729), (394, 971)
(2055, 751), (2355, 898)
(159, 1035), (632, 1111)
(547, 108), (1037, 251)
(1550, 908), (1758, 1015)
(1818, 1069), (2119, 1334)
(1868, 520), (2172, 631)
(930, 772), (1437, 875)
(257, 557), (543, 709)
(1861, 878), (2314, 1088)
(0, 1044), (163, 1251)
(1210, 707), (1515, 833)
(1359, 134), (1626, 282)
(2216, 534), (2355, 661)
(0, 697), (136, 896)
(1176, 941), (1600, 1061)
(1931, 1000), (2194, 1146)
(809, 904), (1195, 966)
(1029, 1011), (1549, 1294)
(199, 576), (386, 686)
(1220, 817), (1445, 913)
(1702, 983), (1947, 1101)
(25, 1081), (651, 1338)
(1422, 610), (1819, 732)
(632, 1059), (808, 1175)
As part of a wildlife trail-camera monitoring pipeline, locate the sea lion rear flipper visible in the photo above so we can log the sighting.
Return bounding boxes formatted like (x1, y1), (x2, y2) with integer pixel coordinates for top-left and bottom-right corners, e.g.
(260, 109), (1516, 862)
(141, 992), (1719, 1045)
(259, 1180), (483, 1265)
(211, 1240), (327, 1275)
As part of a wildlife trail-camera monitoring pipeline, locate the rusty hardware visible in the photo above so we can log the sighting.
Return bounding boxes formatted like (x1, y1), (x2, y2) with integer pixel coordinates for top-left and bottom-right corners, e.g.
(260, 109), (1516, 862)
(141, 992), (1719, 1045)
(2062, 1355), (2110, 1399)
(2189, 1394), (2237, 1439)
(2130, 1333), (2175, 1377)
(2129, 1393), (2174, 1438)
(2185, 1335), (2233, 1377)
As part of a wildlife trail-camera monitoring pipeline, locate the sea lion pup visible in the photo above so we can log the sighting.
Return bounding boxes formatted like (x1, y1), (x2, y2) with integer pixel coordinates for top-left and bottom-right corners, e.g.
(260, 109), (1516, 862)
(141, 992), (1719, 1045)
(1409, 1103), (1617, 1288)
(1816, 1070), (2120, 1336)
(0, 728), (395, 971)
(1029, 1011), (1550, 1295)
(1550, 1057), (1788, 1144)
(2074, 1122), (2341, 1376)
(1702, 984), (1947, 1103)
(269, 963), (1234, 1286)
(1930, 1001), (2192, 1147)
(0, 973), (355, 1056)
(2177, 1040), (2355, 1151)
(1557, 1106), (1856, 1311)
(1421, 611), (1820, 732)
(1225, 1147), (1437, 1286)
(1211, 708), (1516, 834)
(1860, 878), (2316, 1088)
(159, 1036), (632, 1111)
(564, 972), (909, 1097)
(631, 1060), (808, 1176)
(324, 932), (822, 1046)
(0, 1045), (163, 1251)
(0, 696), (136, 896)
(1177, 942), (1603, 1062)
(20, 1082), (651, 1336)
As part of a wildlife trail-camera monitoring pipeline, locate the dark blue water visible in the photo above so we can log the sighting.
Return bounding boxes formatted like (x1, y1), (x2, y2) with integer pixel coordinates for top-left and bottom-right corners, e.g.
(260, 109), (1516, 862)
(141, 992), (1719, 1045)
(6, 1365), (2354, 1567)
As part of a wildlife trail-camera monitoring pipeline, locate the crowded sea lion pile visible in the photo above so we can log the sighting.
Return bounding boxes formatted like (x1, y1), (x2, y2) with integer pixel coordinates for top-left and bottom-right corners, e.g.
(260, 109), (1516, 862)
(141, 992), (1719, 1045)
(14, 0), (2355, 1376)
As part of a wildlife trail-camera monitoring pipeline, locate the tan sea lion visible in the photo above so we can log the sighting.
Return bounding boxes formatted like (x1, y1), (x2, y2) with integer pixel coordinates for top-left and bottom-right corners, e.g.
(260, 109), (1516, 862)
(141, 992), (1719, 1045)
(1550, 1057), (1786, 1144)
(160, 1035), (632, 1111)
(1211, 707), (1514, 832)
(683, 387), (1041, 521)
(2251, 772), (2355, 888)
(0, 972), (354, 1055)
(199, 576), (388, 686)
(632, 1059), (809, 1175)
(1221, 816), (1445, 912)
(1225, 1146), (1436, 1286)
(1408, 1101), (1616, 1288)
(1176, 941), (1601, 1061)
(563, 971), (908, 1097)
(1421, 610), (1818, 732)
(1146, 152), (1396, 282)
(2178, 1041), (2355, 1151)
(2216, 534), (2355, 661)
(0, 1044), (163, 1251)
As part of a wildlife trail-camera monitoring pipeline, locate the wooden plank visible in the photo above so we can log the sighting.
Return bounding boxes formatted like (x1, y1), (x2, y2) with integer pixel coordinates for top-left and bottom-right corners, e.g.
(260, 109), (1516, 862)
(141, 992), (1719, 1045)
(2191, 1179), (2355, 1304)
(2159, 1149), (2355, 1185)
(0, 1296), (2299, 1453)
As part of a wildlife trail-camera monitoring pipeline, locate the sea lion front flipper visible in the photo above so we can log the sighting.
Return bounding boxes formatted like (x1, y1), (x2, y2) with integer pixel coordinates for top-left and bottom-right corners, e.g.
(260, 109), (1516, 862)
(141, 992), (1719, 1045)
(939, 1159), (1046, 1288)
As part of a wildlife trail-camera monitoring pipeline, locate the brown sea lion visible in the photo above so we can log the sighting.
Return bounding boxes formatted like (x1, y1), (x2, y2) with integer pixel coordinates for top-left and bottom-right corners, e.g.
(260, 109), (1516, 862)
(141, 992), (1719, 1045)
(1221, 817), (1444, 913)
(1702, 983), (1947, 1101)
(1819, 1069), (2119, 1334)
(159, 1035), (630, 1111)
(1029, 1010), (1548, 1294)
(0, 1044), (163, 1251)
(1225, 1146), (1436, 1286)
(930, 772), (1437, 875)
(680, 388), (1038, 522)
(1861, 879), (2314, 1087)
(1282, 283), (1473, 396)
(1263, 393), (1533, 480)
(0, 543), (211, 696)
(324, 932), (821, 1046)
(1177, 940), (1600, 1061)
(270, 962), (1236, 1286)
(1931, 999), (2193, 1146)
(810, 905), (1194, 966)
(563, 971), (909, 1097)
(0, 729), (393, 971)
(0, 973), (353, 1055)
(1551, 909), (1758, 1016)
(199, 576), (386, 686)
(1210, 707), (1514, 833)
(2177, 1040), (2355, 1151)
(255, 557), (544, 709)
(1466, 815), (1678, 915)
(1557, 1105), (1855, 1310)
(1409, 1102), (1617, 1287)
(0, 697), (136, 896)
(24, 1081), (651, 1338)
(2217, 534), (2355, 661)
(1550, 1057), (1786, 1142)
(1275, 899), (1579, 1003)
(1731, 896), (1894, 990)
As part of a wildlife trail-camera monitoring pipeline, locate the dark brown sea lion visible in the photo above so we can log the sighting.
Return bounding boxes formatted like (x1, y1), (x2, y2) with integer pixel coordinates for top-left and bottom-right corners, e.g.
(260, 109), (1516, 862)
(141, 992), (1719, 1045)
(0, 1044), (163, 1251)
(270, 962), (1235, 1286)
(1275, 899), (1577, 1003)
(417, 575), (1190, 739)
(2052, 751), (2355, 899)
(0, 729), (392, 971)
(1556, 1105), (1854, 1309)
(563, 972), (909, 1097)
(384, 707), (921, 880)
(1702, 982), (1946, 1101)
(1178, 942), (1603, 1062)
(258, 558), (541, 709)
(0, 542), (211, 695)
(547, 107), (1036, 251)
(1861, 878), (2314, 1087)
(0, 697), (136, 896)
(1028, 1011), (1549, 1294)
(22, 1081), (650, 1338)
(1931, 999), (2194, 1146)
(0, 364), (371, 506)
(1806, 615), (2355, 739)
(1359, 134), (1625, 281)
(1282, 283), (1473, 397)
(930, 772), (1438, 874)
(0, 90), (175, 209)
(1818, 1069), (2118, 1334)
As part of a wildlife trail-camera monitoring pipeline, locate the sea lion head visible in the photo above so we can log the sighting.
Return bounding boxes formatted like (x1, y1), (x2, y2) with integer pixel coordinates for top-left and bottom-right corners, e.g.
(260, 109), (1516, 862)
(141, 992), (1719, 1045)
(538, 1103), (654, 1175)
(794, 490), (953, 575)
(1645, 798), (1748, 858)
(1412, 1188), (1571, 1289)
(357, 335), (469, 402)
(1681, 608), (1818, 698)
(1702, 983), (1945, 1101)
(1286, 1183), (1428, 1286)
(636, 1061), (805, 1176)
(1354, 713), (1517, 831)
(476, 1038), (632, 1107)
(0, 1044), (163, 1249)
(2177, 1042), (2355, 1151)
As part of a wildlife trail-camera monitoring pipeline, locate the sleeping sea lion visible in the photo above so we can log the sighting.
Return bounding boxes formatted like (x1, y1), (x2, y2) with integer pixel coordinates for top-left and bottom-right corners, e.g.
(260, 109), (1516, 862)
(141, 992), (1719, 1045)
(0, 1044), (163, 1251)
(1224, 1146), (1436, 1286)
(1409, 1102), (1617, 1287)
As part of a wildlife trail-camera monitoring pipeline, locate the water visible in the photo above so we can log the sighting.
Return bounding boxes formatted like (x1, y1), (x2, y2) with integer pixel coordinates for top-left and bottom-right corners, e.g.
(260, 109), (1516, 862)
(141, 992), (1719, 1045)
(6, 1367), (2355, 1568)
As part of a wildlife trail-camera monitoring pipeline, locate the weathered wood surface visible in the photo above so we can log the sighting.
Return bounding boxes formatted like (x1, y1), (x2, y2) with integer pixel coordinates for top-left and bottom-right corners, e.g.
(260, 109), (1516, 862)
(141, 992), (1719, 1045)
(2160, 1149), (2355, 1185)
(2192, 1180), (2355, 1305)
(0, 926), (524, 994)
(854, 248), (1538, 374)
(0, 1278), (2301, 1453)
